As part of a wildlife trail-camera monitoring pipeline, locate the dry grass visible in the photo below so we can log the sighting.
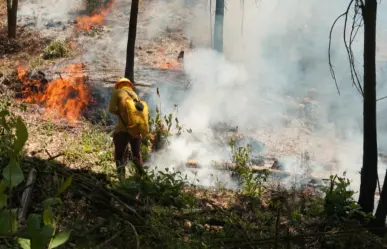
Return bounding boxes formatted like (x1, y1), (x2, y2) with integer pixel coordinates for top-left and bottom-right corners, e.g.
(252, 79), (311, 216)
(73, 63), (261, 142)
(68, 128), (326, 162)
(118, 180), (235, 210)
(0, 27), (51, 72)
(0, 26), (51, 56)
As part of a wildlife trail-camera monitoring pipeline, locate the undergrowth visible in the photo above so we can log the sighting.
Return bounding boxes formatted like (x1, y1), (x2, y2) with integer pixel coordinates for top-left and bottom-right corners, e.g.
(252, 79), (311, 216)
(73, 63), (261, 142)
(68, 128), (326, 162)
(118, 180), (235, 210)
(1, 96), (386, 248)
(0, 101), (72, 249)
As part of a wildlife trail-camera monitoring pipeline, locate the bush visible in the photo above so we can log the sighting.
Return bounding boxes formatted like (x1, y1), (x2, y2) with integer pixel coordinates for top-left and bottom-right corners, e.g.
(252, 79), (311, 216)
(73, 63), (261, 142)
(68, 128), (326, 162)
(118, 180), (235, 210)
(323, 174), (368, 223)
(42, 40), (70, 60)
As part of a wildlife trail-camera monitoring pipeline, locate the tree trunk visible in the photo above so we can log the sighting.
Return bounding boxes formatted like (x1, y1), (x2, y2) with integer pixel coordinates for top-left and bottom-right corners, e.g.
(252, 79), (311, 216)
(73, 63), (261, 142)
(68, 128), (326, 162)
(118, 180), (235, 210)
(7, 0), (18, 39)
(374, 170), (387, 230)
(213, 0), (224, 53)
(358, 0), (378, 214)
(124, 0), (139, 83)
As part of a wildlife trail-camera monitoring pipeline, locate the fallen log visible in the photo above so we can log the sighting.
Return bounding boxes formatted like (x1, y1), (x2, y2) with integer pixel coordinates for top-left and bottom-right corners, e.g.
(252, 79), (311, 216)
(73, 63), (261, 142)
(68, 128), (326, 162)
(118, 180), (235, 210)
(185, 160), (291, 177)
(184, 160), (328, 184)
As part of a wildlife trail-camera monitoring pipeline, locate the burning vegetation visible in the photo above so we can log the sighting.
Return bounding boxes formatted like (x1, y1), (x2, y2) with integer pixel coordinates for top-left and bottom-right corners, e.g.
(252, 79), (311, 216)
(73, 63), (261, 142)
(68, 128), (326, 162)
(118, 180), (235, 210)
(74, 0), (115, 32)
(16, 63), (90, 124)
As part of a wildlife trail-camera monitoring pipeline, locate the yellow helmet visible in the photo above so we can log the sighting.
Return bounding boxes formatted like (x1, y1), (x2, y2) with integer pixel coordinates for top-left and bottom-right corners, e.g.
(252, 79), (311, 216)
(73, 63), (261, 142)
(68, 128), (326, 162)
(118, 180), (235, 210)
(116, 77), (134, 89)
(117, 77), (129, 83)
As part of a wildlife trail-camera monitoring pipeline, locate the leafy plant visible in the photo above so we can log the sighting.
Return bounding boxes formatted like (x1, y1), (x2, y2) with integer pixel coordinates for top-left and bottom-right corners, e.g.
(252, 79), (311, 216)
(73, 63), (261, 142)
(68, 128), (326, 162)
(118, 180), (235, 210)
(239, 167), (268, 198)
(118, 167), (196, 208)
(0, 106), (72, 248)
(229, 137), (268, 197)
(146, 107), (184, 152)
(323, 174), (367, 222)
(229, 137), (251, 168)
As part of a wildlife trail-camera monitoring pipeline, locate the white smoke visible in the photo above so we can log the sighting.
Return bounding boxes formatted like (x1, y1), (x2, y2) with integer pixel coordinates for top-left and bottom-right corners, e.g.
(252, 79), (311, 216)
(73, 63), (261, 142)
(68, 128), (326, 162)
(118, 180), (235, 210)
(16, 0), (387, 195)
(143, 0), (387, 195)
(18, 0), (84, 28)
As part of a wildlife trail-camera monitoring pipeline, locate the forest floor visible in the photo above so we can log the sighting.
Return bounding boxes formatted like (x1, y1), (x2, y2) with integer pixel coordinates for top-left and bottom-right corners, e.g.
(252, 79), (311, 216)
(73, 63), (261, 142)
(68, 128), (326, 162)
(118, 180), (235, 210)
(0, 0), (387, 248)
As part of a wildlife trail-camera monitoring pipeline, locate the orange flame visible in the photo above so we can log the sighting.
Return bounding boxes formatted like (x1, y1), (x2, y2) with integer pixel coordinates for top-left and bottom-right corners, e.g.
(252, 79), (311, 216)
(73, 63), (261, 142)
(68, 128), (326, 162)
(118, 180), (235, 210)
(17, 63), (90, 124)
(74, 0), (115, 32)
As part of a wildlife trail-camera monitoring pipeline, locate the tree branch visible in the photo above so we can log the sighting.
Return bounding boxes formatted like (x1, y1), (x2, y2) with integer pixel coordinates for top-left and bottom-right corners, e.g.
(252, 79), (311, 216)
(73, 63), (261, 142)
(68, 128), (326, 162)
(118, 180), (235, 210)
(329, 0), (365, 96)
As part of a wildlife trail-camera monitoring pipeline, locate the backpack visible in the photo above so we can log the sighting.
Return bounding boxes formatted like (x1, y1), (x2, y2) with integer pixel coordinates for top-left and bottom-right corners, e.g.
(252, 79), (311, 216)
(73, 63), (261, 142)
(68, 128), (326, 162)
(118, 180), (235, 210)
(117, 89), (149, 138)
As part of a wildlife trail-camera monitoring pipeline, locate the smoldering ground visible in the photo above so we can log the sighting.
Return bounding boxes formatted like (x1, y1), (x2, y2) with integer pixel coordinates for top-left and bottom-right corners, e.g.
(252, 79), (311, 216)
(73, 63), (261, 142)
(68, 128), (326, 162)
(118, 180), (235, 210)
(142, 0), (387, 194)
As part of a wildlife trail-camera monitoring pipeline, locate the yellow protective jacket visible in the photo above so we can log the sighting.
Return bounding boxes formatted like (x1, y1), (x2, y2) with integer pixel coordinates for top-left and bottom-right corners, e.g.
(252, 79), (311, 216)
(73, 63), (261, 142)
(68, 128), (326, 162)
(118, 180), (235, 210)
(108, 85), (140, 134)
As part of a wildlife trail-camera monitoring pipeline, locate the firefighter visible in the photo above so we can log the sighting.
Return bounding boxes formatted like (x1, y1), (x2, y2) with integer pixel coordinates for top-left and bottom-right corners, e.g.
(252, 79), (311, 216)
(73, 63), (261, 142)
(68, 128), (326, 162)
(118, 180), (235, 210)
(108, 77), (145, 180)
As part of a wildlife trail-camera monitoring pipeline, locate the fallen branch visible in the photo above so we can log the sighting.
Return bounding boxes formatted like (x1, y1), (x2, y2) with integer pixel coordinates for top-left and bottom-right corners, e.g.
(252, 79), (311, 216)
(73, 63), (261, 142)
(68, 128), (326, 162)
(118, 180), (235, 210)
(45, 148), (64, 160)
(17, 168), (37, 222)
(185, 160), (291, 176)
(48, 153), (64, 160)
(125, 220), (140, 249)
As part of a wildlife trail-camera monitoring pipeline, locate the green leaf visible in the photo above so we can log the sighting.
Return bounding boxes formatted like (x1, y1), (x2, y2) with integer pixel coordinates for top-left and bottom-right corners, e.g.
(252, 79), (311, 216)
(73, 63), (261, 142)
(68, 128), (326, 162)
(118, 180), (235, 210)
(49, 230), (72, 249)
(27, 214), (42, 237)
(13, 116), (28, 154)
(55, 176), (72, 197)
(11, 209), (17, 233)
(40, 225), (55, 244)
(18, 238), (31, 249)
(43, 198), (62, 208)
(3, 157), (24, 188)
(0, 212), (10, 235)
(43, 207), (54, 226)
(0, 182), (10, 206)
(30, 236), (45, 249)
(0, 193), (7, 209)
(0, 181), (6, 194)
(0, 209), (17, 235)
(30, 225), (55, 249)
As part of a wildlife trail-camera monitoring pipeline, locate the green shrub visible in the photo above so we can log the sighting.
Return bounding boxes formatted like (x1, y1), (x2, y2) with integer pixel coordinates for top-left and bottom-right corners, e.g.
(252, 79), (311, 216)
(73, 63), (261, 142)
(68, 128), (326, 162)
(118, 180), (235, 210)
(42, 40), (70, 60)
(323, 174), (368, 223)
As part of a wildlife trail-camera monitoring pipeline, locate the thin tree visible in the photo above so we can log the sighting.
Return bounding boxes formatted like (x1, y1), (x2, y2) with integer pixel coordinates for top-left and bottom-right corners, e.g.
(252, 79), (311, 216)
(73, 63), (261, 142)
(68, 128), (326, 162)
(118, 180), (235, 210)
(374, 171), (387, 231)
(358, 0), (378, 215)
(214, 0), (224, 53)
(329, 0), (378, 215)
(124, 0), (139, 83)
(7, 0), (19, 39)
